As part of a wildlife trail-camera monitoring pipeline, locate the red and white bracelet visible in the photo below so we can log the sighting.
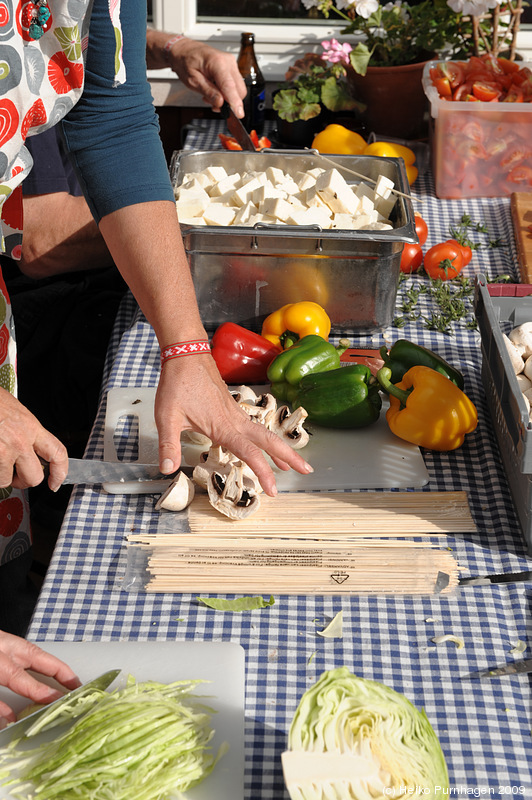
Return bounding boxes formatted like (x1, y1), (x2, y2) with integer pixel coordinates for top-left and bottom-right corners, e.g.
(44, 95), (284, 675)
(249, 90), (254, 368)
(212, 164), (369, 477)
(163, 34), (184, 60)
(161, 340), (211, 366)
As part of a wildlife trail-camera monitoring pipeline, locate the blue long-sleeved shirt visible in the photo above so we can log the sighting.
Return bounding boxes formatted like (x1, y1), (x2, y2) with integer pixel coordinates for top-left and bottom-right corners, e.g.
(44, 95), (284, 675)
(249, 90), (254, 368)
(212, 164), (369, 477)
(61, 0), (175, 223)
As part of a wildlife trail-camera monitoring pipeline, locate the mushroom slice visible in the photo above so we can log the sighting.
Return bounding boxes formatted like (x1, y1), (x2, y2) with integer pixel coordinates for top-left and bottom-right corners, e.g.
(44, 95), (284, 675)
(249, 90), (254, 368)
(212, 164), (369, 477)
(181, 430), (212, 448)
(240, 392), (278, 426)
(230, 385), (258, 405)
(270, 405), (310, 450)
(207, 463), (261, 520)
(155, 471), (195, 512)
(193, 445), (237, 489)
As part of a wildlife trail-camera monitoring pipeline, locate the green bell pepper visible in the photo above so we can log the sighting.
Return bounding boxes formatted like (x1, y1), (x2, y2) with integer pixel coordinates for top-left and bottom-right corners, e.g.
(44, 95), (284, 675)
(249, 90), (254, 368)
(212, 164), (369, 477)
(267, 334), (347, 389)
(292, 365), (382, 429)
(379, 339), (464, 389)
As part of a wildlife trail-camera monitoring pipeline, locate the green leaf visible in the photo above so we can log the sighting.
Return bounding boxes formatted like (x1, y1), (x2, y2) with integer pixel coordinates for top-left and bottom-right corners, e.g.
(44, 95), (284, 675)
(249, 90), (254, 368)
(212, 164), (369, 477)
(320, 76), (364, 113)
(196, 595), (275, 611)
(272, 88), (302, 122)
(349, 43), (373, 77)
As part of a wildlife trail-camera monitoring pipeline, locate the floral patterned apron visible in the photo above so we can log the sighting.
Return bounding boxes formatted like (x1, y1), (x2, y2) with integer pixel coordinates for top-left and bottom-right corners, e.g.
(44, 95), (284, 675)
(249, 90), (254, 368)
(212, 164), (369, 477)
(0, 0), (123, 561)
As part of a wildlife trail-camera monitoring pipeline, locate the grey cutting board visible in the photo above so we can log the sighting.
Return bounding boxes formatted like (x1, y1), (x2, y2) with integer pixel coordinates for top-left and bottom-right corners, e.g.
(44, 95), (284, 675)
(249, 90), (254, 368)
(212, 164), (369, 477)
(0, 641), (245, 800)
(102, 386), (429, 493)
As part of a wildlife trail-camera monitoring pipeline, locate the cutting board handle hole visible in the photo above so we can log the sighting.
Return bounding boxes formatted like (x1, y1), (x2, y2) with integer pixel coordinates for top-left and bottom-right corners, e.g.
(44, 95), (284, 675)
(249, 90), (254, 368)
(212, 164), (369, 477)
(112, 414), (140, 461)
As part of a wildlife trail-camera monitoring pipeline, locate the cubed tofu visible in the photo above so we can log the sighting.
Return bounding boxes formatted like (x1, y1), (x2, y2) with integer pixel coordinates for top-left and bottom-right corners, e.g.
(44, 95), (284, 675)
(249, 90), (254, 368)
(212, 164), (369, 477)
(180, 172), (211, 189)
(367, 221), (394, 230)
(303, 185), (332, 211)
(374, 174), (395, 200)
(265, 166), (287, 185)
(259, 197), (295, 222)
(252, 181), (286, 206)
(203, 165), (229, 183)
(175, 188), (210, 218)
(232, 177), (264, 207)
(202, 204), (237, 226)
(373, 195), (396, 219)
(355, 182), (375, 201)
(295, 172), (317, 192)
(178, 217), (207, 226)
(208, 173), (242, 197)
(277, 176), (300, 196)
(315, 169), (359, 215)
(285, 206), (333, 228)
(332, 213), (356, 230)
(233, 202), (257, 225)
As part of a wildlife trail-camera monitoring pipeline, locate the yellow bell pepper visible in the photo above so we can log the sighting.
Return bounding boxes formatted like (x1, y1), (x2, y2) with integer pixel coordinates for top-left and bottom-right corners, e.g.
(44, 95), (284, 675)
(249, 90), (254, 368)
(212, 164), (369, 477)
(261, 301), (331, 348)
(376, 365), (478, 451)
(311, 125), (366, 155)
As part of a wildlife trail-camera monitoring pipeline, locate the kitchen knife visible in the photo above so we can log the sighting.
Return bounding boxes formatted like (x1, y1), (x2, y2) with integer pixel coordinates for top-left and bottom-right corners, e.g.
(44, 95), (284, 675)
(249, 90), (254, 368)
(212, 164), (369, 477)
(459, 570), (532, 586)
(464, 658), (532, 679)
(0, 668), (121, 745)
(44, 458), (181, 486)
(220, 101), (257, 150)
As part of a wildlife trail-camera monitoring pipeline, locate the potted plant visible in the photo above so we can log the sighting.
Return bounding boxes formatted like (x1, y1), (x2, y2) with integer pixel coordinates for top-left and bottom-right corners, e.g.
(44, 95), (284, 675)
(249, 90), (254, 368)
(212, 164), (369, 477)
(298, 0), (524, 138)
(272, 45), (366, 146)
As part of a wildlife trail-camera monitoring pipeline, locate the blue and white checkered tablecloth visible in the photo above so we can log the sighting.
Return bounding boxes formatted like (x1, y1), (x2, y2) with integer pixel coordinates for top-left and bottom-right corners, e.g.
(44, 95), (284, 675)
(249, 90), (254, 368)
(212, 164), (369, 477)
(29, 120), (532, 795)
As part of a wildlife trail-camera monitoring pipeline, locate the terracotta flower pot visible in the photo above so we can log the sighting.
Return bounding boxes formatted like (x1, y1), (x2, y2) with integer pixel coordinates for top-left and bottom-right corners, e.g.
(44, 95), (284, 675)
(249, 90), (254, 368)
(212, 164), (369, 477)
(347, 56), (434, 140)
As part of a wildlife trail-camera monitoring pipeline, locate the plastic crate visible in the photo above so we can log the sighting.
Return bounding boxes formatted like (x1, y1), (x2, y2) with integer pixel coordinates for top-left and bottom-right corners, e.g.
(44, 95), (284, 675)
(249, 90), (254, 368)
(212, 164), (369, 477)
(474, 277), (532, 552)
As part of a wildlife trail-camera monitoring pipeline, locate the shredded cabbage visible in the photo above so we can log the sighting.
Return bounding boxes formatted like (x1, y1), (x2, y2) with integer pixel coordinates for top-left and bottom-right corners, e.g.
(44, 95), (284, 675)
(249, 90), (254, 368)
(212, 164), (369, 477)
(282, 666), (449, 800)
(0, 678), (225, 800)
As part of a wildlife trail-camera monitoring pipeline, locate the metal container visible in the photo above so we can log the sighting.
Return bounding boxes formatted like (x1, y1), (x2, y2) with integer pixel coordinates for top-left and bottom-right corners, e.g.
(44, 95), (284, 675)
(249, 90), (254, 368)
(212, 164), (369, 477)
(170, 150), (416, 334)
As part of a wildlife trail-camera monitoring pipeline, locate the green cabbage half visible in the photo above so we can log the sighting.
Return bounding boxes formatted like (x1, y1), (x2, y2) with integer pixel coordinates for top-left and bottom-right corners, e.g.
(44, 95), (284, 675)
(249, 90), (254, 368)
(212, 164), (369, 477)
(282, 667), (449, 800)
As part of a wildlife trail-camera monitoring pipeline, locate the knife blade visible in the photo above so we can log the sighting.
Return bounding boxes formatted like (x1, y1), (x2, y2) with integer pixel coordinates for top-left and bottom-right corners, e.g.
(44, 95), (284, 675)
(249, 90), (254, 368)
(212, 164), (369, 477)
(220, 101), (257, 150)
(0, 668), (121, 745)
(46, 458), (180, 486)
(464, 658), (532, 679)
(459, 570), (532, 586)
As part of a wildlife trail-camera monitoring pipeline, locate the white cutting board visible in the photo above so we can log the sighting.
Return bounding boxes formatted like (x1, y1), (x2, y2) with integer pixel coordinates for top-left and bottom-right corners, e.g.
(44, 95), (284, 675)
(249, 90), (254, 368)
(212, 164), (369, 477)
(0, 641), (244, 800)
(102, 386), (429, 493)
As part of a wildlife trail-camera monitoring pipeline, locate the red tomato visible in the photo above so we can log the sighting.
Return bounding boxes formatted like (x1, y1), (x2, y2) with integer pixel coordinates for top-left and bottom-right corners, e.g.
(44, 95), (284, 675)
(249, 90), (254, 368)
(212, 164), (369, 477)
(423, 241), (464, 281)
(504, 84), (524, 102)
(400, 243), (423, 274)
(445, 238), (472, 266)
(414, 213), (428, 245)
(472, 81), (502, 102)
(440, 61), (465, 89)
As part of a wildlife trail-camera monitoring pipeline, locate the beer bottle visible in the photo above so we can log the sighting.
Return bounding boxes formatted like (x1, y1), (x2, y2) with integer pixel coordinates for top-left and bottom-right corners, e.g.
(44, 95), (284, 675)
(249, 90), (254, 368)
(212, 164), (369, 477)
(237, 32), (266, 135)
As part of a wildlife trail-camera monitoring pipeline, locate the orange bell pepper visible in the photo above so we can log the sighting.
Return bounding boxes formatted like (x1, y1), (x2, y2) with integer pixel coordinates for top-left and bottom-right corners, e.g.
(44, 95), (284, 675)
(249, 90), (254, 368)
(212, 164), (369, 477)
(376, 365), (478, 451)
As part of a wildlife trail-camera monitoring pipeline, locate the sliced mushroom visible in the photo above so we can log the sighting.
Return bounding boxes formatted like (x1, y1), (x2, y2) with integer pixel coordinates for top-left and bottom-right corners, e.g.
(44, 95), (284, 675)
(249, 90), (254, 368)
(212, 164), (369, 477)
(240, 392), (278, 427)
(181, 430), (212, 448)
(155, 471), (195, 512)
(207, 463), (261, 520)
(193, 445), (238, 489)
(230, 385), (258, 404)
(269, 405), (310, 449)
(509, 322), (532, 359)
(502, 333), (525, 375)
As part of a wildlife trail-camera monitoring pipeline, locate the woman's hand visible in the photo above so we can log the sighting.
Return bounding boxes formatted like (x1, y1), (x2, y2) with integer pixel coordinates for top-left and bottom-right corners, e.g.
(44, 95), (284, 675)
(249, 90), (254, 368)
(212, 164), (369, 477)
(155, 354), (313, 497)
(0, 632), (80, 724)
(162, 38), (247, 116)
(0, 388), (68, 492)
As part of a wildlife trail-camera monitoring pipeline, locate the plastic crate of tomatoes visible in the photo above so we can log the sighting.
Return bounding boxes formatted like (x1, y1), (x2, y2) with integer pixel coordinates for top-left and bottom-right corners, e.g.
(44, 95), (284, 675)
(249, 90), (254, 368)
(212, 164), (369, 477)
(422, 56), (532, 199)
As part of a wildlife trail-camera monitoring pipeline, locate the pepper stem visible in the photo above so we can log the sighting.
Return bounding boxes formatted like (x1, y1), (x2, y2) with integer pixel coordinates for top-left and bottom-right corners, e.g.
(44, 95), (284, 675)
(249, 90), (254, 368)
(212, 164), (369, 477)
(376, 366), (411, 406)
(280, 330), (300, 349)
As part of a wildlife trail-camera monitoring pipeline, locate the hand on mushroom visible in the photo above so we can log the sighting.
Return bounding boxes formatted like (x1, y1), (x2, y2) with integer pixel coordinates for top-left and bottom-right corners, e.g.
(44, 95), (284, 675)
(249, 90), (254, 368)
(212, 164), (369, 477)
(155, 356), (313, 499)
(191, 390), (310, 519)
(0, 388), (68, 492)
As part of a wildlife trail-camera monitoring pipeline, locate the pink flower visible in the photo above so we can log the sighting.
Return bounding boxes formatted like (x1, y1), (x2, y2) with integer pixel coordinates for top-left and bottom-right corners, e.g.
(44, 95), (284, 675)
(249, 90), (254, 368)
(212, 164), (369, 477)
(321, 38), (353, 65)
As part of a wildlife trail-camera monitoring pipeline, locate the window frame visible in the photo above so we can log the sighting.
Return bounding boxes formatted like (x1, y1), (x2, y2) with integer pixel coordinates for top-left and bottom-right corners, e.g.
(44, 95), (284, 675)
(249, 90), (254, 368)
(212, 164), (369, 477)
(149, 0), (532, 93)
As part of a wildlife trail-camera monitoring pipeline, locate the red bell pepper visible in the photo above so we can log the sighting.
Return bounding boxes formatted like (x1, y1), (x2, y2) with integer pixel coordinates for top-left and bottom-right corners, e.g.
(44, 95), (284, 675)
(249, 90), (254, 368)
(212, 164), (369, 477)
(211, 322), (281, 384)
(218, 132), (272, 151)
